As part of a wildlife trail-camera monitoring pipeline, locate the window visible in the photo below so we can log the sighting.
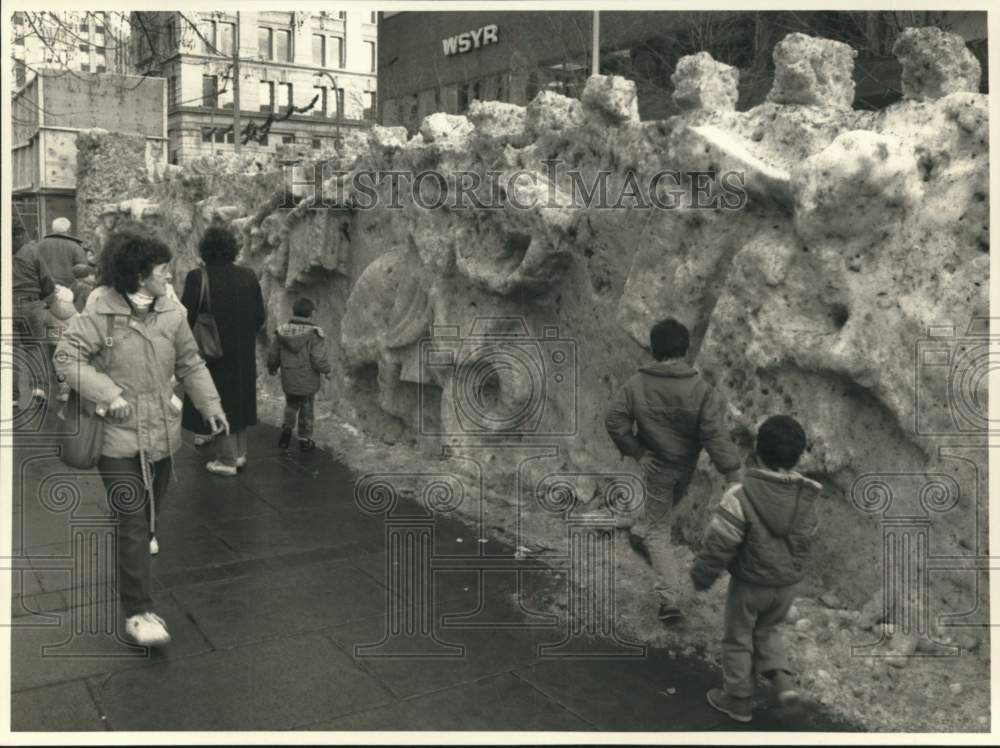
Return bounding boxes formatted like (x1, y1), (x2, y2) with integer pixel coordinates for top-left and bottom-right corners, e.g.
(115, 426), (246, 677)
(278, 82), (293, 113)
(217, 23), (235, 56)
(457, 84), (468, 112)
(166, 20), (175, 51)
(218, 75), (233, 109)
(337, 11), (346, 19)
(202, 128), (213, 142)
(79, 43), (90, 53)
(333, 88), (344, 118)
(312, 138), (321, 149)
(95, 24), (105, 35)
(313, 84), (328, 117)
(168, 76), (178, 108)
(370, 12), (377, 23)
(80, 21), (89, 32)
(312, 34), (325, 65)
(215, 130), (226, 144)
(282, 135), (294, 144)
(15, 61), (26, 88)
(259, 133), (269, 146)
(471, 81), (481, 103)
(526, 73), (539, 102)
(80, 61), (91, 72)
(497, 75), (507, 102)
(259, 80), (274, 111)
(365, 41), (376, 72)
(202, 75), (219, 108)
(275, 29), (291, 61)
(95, 48), (107, 73)
(258, 27), (272, 59)
(330, 37), (343, 68)
(365, 91), (376, 121)
(200, 21), (215, 54)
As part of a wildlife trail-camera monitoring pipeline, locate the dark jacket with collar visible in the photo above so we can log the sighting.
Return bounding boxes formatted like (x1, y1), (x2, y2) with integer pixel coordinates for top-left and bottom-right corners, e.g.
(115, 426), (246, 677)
(604, 359), (741, 481)
(266, 316), (331, 396)
(35, 233), (87, 287)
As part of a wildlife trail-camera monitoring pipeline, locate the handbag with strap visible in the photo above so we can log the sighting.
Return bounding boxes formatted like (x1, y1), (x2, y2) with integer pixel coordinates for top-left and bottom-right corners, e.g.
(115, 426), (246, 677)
(57, 315), (115, 470)
(192, 267), (224, 361)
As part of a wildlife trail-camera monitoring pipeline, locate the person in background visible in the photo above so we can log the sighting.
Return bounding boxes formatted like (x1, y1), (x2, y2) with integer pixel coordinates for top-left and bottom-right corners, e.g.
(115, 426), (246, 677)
(54, 225), (228, 647)
(267, 297), (331, 452)
(70, 263), (98, 313)
(691, 415), (821, 723)
(34, 217), (87, 287)
(604, 318), (742, 625)
(11, 223), (55, 405)
(181, 226), (266, 475)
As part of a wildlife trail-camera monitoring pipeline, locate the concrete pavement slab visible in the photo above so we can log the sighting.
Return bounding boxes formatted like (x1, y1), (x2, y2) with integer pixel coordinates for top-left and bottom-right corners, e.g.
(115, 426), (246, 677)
(11, 679), (106, 731)
(92, 631), (392, 730)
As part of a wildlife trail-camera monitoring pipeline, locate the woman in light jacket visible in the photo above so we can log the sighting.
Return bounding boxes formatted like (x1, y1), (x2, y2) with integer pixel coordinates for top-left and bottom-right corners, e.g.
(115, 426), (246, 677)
(55, 226), (229, 647)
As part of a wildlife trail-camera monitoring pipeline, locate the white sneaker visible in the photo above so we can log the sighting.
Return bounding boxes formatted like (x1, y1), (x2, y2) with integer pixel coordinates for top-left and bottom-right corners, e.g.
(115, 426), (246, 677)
(125, 611), (171, 647)
(235, 456), (247, 469)
(205, 460), (238, 476)
(149, 536), (159, 555)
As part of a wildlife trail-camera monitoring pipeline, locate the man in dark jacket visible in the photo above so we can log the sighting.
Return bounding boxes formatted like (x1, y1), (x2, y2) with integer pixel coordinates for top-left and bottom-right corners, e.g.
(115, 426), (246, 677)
(34, 217), (88, 287)
(11, 223), (55, 403)
(266, 297), (331, 451)
(691, 415), (821, 723)
(605, 318), (742, 624)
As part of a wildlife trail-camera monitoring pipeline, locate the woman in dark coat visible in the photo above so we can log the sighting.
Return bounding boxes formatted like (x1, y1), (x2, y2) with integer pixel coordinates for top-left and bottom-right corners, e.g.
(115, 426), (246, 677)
(181, 226), (266, 475)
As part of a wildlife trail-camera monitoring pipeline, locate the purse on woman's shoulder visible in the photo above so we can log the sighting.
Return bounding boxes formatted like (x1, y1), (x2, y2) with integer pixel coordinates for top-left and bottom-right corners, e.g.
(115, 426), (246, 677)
(57, 315), (114, 470)
(192, 267), (224, 361)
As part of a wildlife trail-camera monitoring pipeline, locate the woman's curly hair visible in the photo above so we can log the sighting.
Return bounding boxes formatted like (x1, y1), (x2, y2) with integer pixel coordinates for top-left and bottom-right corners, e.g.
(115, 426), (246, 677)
(97, 224), (172, 296)
(198, 226), (240, 265)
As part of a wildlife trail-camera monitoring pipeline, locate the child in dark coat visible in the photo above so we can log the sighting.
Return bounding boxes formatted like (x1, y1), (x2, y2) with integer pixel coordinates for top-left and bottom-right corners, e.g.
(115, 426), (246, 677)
(266, 298), (331, 451)
(604, 318), (742, 625)
(691, 415), (821, 723)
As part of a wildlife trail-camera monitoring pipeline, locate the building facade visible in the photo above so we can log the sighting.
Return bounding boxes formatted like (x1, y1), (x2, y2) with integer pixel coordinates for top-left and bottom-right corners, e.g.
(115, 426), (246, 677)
(11, 11), (131, 91)
(378, 10), (988, 132)
(11, 72), (167, 240)
(131, 11), (379, 164)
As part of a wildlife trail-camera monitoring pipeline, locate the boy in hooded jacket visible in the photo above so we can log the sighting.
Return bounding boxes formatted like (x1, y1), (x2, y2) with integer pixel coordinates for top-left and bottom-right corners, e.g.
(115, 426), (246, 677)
(605, 318), (742, 625)
(691, 415), (822, 723)
(266, 298), (331, 451)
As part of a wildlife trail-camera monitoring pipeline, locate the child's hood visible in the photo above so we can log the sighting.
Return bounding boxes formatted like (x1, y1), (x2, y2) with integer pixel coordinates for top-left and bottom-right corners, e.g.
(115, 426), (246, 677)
(638, 360), (697, 378)
(276, 316), (324, 353)
(740, 468), (822, 538)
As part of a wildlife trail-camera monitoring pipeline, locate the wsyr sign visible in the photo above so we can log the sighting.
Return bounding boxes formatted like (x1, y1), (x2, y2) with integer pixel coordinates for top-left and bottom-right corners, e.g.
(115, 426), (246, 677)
(441, 25), (500, 56)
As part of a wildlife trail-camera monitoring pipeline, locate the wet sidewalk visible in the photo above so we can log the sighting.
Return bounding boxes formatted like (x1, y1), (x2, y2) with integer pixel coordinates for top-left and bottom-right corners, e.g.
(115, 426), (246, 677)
(8, 414), (858, 733)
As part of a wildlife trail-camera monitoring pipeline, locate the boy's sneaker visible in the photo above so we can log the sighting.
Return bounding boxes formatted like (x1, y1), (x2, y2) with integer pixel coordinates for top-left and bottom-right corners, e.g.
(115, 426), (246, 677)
(299, 438), (315, 452)
(658, 602), (684, 624)
(125, 611), (171, 647)
(149, 536), (159, 555)
(706, 688), (752, 723)
(235, 455), (247, 469)
(278, 427), (292, 449)
(205, 460), (238, 476)
(767, 669), (800, 706)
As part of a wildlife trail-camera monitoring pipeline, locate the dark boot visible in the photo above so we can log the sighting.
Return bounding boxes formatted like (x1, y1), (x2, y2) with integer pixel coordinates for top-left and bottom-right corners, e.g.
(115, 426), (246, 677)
(299, 438), (315, 452)
(658, 602), (683, 624)
(767, 669), (800, 706)
(706, 688), (752, 723)
(278, 426), (292, 449)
